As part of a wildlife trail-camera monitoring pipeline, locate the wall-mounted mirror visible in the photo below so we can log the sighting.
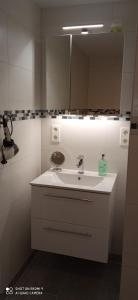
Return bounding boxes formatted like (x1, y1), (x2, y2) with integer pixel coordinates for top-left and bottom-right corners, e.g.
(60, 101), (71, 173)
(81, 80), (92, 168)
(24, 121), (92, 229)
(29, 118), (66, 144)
(45, 35), (70, 110)
(70, 33), (124, 110)
(45, 33), (124, 111)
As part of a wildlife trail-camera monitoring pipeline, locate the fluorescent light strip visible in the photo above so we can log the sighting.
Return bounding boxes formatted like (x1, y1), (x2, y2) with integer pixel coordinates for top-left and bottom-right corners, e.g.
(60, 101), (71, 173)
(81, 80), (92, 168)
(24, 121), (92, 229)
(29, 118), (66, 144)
(62, 24), (104, 30)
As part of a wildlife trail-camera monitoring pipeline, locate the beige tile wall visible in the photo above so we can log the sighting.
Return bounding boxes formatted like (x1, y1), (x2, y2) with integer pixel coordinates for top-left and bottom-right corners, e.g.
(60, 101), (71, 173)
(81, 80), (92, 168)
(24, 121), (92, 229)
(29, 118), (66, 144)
(0, 0), (41, 292)
(120, 132), (138, 300)
(120, 22), (138, 299)
(120, 31), (137, 113)
(132, 37), (138, 117)
(0, 0), (40, 33)
(0, 120), (41, 292)
(0, 4), (41, 110)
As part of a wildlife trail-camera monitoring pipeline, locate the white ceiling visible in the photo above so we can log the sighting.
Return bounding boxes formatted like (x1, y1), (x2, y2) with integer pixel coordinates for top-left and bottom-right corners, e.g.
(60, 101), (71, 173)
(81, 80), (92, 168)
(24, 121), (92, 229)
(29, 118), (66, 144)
(33, 0), (130, 8)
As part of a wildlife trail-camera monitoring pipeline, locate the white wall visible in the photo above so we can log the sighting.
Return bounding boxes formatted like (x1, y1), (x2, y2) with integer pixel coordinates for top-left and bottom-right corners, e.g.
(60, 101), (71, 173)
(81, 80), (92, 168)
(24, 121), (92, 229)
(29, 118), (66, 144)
(132, 36), (138, 117)
(0, 0), (41, 292)
(0, 0), (41, 111)
(0, 0), (40, 33)
(120, 131), (138, 300)
(41, 117), (129, 255)
(0, 120), (41, 292)
(120, 29), (138, 300)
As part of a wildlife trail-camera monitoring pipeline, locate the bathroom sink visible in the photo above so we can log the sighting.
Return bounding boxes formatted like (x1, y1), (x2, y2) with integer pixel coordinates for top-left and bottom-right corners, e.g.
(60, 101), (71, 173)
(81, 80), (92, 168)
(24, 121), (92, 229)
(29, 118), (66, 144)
(56, 172), (103, 187)
(31, 169), (117, 194)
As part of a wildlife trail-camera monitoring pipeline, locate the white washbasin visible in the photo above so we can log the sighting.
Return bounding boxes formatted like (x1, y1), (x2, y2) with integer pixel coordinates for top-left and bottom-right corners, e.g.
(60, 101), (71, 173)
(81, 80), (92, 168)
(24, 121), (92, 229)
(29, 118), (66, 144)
(31, 169), (117, 194)
(56, 172), (103, 187)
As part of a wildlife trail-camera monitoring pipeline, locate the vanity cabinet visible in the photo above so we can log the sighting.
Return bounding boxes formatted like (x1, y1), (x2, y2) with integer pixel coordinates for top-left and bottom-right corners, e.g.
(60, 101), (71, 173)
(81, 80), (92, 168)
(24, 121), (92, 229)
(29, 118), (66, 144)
(31, 186), (114, 263)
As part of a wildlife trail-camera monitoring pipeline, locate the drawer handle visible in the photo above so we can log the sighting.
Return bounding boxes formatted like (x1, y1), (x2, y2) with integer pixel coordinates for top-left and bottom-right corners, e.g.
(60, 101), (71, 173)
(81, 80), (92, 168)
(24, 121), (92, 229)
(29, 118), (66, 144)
(43, 227), (92, 238)
(43, 194), (94, 203)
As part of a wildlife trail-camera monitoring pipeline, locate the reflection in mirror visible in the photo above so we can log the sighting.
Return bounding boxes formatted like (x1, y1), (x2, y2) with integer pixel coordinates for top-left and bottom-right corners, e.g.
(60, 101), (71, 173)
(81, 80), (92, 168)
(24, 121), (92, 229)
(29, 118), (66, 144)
(45, 36), (70, 110)
(70, 33), (124, 110)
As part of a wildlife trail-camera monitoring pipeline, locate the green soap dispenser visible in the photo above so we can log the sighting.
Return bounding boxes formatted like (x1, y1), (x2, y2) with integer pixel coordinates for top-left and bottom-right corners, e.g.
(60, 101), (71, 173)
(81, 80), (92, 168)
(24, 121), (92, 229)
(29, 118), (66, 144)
(98, 154), (107, 176)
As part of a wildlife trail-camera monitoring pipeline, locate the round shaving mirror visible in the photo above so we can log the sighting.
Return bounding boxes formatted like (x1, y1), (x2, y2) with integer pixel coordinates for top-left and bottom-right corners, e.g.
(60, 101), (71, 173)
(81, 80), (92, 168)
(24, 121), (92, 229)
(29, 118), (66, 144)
(51, 151), (65, 169)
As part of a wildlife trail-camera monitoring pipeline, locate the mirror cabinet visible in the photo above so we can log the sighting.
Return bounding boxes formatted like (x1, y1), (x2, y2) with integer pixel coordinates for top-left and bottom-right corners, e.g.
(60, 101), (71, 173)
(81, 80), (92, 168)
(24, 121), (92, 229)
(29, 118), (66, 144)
(45, 33), (124, 111)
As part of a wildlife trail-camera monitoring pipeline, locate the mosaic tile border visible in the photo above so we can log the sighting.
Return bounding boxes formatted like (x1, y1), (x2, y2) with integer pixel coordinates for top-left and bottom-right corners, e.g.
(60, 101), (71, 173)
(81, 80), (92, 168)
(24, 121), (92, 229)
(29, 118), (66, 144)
(0, 109), (131, 123)
(131, 123), (138, 129)
(0, 110), (44, 124)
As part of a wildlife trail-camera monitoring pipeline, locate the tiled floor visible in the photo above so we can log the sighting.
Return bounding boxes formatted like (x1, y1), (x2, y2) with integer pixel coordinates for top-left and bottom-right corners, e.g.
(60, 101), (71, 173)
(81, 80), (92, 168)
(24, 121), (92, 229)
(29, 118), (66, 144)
(2, 251), (121, 300)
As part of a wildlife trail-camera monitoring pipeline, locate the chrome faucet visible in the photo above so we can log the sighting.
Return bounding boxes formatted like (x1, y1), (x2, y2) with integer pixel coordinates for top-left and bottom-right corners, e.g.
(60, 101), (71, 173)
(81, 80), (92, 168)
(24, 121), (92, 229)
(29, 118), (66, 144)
(76, 155), (84, 174)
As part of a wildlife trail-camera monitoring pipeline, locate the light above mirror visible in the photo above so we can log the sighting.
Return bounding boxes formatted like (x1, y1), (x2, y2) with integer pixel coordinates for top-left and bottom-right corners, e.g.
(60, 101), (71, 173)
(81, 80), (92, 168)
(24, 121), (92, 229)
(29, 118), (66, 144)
(62, 24), (104, 30)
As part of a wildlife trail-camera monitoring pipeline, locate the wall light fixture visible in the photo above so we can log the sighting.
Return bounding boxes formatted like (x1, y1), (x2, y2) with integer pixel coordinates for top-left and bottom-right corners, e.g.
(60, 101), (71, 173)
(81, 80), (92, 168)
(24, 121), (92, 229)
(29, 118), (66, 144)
(62, 24), (104, 30)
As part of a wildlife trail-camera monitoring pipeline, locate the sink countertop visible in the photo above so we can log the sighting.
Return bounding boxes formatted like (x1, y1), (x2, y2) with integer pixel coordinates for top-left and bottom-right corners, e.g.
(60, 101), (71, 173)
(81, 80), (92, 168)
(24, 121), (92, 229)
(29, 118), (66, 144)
(30, 169), (117, 194)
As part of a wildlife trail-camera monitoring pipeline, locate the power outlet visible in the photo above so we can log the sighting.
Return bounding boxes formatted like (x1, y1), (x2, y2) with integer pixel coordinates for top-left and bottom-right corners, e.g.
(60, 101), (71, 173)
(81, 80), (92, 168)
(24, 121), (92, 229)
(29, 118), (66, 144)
(51, 125), (60, 143)
(120, 127), (130, 147)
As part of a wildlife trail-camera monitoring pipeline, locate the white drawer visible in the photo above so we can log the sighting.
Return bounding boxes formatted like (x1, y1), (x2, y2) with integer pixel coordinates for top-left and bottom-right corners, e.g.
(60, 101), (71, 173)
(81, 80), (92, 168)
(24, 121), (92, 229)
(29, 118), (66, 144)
(31, 219), (109, 263)
(31, 186), (110, 228)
